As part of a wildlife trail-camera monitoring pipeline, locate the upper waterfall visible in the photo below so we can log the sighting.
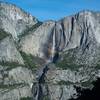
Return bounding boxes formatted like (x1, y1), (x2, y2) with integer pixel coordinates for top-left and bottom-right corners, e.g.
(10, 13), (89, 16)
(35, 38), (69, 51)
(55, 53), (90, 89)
(19, 10), (100, 65)
(51, 25), (56, 62)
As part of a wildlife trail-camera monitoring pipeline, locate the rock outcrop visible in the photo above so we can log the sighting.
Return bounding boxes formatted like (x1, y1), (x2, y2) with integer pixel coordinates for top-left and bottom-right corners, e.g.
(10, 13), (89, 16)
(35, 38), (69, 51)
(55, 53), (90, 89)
(0, 2), (38, 40)
(0, 36), (24, 64)
(0, 65), (35, 100)
(19, 21), (55, 61)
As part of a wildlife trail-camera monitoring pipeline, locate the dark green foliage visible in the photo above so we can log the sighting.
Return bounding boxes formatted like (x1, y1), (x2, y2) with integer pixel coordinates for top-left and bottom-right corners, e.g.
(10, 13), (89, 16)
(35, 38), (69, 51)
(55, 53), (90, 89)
(0, 29), (9, 40)
(55, 58), (82, 70)
(43, 96), (50, 100)
(19, 22), (42, 38)
(0, 61), (24, 70)
(20, 51), (36, 69)
(0, 51), (45, 71)
(57, 80), (74, 85)
(25, 21), (42, 32)
(0, 83), (23, 89)
(20, 51), (45, 70)
(81, 80), (92, 87)
(55, 49), (100, 70)
(55, 50), (84, 70)
(95, 64), (100, 69)
(20, 97), (32, 100)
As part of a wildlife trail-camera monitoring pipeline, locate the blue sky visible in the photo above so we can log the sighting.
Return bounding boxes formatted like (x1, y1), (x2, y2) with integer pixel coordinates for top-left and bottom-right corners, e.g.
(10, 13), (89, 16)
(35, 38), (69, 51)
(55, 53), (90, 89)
(0, 0), (100, 21)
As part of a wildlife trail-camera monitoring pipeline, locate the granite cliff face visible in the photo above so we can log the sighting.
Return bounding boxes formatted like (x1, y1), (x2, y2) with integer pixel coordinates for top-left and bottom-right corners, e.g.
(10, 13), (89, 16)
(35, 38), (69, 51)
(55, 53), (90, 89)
(0, 2), (100, 100)
(20, 10), (100, 65)
(0, 2), (38, 40)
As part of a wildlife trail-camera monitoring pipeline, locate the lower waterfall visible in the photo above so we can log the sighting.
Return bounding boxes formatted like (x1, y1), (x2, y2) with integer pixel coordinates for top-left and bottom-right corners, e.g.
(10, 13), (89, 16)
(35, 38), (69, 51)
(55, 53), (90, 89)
(32, 24), (58, 100)
(32, 64), (50, 100)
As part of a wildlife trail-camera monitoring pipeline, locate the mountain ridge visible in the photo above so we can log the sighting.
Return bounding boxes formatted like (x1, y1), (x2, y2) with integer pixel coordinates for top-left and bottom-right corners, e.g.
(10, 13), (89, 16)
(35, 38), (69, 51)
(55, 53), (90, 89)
(0, 2), (39, 40)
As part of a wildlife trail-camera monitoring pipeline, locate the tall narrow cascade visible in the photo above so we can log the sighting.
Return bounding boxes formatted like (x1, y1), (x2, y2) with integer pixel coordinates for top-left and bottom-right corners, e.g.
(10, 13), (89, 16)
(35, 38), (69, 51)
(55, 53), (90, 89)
(51, 25), (56, 62)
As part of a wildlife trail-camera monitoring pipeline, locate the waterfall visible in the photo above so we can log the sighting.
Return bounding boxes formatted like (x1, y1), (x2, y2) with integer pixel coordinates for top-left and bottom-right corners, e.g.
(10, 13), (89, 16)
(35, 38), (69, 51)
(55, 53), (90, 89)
(32, 63), (50, 100)
(32, 24), (57, 100)
(51, 25), (56, 62)
(31, 28), (56, 99)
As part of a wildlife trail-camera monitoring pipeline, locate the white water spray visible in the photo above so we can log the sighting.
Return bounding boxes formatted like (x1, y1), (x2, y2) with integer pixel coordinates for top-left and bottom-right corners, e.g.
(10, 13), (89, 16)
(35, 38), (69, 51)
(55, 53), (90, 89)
(32, 25), (57, 100)
(51, 27), (56, 61)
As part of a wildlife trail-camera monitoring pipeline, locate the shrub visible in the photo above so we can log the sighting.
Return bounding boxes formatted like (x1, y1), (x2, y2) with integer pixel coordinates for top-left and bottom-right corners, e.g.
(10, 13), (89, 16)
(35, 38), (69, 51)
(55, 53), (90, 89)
(20, 51), (45, 70)
(55, 59), (82, 70)
(20, 51), (37, 70)
(0, 83), (24, 89)
(20, 97), (32, 100)
(57, 80), (73, 85)
(0, 29), (9, 40)
(18, 22), (42, 38)
(0, 61), (24, 70)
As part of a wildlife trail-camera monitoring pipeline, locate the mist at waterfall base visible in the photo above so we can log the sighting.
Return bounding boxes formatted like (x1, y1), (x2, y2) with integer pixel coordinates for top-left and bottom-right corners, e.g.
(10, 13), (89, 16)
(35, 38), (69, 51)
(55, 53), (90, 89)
(69, 78), (100, 100)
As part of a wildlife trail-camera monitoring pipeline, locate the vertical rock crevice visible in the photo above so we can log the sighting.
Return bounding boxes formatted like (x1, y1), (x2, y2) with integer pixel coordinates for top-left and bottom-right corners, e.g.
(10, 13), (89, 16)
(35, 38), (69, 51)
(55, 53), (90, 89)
(32, 22), (61, 99)
(32, 65), (50, 100)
